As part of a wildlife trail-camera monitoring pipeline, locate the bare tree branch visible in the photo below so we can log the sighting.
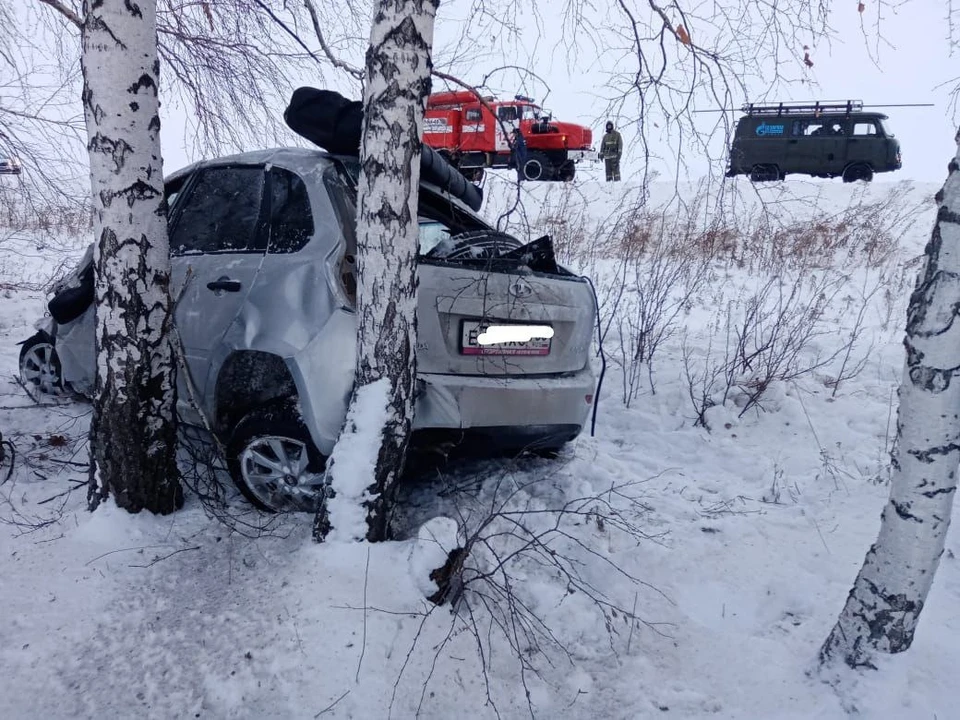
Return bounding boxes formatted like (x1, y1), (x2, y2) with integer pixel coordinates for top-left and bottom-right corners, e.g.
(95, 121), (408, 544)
(303, 0), (364, 80)
(35, 0), (82, 28)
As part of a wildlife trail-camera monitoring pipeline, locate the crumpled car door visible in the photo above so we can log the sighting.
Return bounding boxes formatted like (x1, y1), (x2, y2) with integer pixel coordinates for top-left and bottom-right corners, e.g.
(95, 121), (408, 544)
(168, 165), (269, 414)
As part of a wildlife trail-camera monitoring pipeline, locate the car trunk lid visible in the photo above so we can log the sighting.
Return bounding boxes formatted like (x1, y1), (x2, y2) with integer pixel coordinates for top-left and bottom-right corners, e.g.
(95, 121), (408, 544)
(416, 258), (594, 376)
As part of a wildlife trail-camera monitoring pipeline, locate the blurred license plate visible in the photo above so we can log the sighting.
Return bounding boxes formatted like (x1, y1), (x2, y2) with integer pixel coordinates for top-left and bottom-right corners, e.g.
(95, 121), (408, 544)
(461, 321), (552, 356)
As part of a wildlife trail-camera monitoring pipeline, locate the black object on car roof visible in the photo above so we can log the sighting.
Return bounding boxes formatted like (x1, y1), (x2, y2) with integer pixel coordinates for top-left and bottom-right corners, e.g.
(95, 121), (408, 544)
(284, 87), (484, 211)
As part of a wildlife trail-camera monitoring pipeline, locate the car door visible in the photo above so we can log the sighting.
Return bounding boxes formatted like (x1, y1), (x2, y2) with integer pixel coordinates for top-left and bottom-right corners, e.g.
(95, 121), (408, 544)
(787, 119), (826, 174)
(847, 119), (881, 169)
(168, 164), (268, 413)
(495, 105), (518, 152)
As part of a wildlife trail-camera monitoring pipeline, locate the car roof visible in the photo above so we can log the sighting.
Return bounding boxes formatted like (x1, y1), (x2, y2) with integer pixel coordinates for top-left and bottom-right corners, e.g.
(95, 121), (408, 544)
(165, 147), (478, 216)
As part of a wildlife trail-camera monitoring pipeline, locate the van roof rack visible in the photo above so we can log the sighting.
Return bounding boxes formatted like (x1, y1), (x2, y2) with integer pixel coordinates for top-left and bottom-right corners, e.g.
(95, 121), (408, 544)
(741, 100), (863, 116)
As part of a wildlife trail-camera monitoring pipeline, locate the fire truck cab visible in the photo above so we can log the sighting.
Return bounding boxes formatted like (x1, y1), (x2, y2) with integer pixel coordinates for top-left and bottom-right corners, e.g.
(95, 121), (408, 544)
(423, 92), (594, 182)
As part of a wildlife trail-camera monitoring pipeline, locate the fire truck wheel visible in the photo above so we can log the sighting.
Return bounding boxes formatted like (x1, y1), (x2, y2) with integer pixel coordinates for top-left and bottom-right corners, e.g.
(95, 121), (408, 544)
(523, 153), (555, 181)
(557, 160), (576, 182)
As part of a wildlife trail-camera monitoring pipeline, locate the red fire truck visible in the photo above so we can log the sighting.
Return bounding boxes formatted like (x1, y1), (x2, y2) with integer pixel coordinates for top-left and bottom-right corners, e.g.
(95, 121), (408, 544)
(423, 91), (595, 182)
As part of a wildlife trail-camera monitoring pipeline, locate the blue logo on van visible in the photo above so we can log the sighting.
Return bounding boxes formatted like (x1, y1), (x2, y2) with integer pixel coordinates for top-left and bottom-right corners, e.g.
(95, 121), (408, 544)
(756, 122), (785, 136)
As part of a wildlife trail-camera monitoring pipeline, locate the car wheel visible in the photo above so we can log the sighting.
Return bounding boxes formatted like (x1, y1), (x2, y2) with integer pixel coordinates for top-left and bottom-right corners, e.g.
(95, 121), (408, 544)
(19, 332), (63, 396)
(843, 163), (873, 183)
(750, 164), (781, 182)
(523, 152), (555, 181)
(226, 399), (328, 513)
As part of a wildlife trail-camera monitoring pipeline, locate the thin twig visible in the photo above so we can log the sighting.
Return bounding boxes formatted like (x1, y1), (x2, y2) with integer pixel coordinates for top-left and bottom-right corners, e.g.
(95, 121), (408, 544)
(315, 690), (350, 717)
(303, 0), (364, 79)
(37, 479), (89, 505)
(128, 545), (201, 568)
(356, 544), (370, 683)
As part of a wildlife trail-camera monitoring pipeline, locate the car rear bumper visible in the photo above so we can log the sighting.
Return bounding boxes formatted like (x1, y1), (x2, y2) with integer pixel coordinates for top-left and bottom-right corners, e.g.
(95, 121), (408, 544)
(413, 365), (595, 433)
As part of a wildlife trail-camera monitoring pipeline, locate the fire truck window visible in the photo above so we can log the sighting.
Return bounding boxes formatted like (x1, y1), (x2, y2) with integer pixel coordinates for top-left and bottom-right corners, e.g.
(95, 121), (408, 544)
(465, 108), (482, 122)
(805, 122), (827, 136)
(853, 122), (878, 136)
(498, 106), (518, 122)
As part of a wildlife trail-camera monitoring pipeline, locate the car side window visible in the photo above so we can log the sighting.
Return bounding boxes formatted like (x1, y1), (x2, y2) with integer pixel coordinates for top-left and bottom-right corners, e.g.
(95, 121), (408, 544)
(164, 174), (189, 213)
(419, 219), (451, 255)
(853, 122), (878, 136)
(169, 166), (266, 255)
(268, 167), (314, 254)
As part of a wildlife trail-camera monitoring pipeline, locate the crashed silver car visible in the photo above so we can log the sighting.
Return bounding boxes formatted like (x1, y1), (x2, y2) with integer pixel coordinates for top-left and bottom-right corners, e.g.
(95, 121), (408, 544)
(19, 148), (597, 511)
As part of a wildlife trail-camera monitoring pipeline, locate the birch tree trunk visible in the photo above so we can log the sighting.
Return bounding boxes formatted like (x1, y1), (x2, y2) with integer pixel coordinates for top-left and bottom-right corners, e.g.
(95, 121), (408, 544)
(820, 135), (960, 669)
(81, 0), (181, 514)
(315, 0), (439, 543)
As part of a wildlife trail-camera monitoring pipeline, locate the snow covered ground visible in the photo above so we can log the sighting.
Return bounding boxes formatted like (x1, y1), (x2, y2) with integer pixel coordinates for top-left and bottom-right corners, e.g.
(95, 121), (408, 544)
(3, 175), (960, 719)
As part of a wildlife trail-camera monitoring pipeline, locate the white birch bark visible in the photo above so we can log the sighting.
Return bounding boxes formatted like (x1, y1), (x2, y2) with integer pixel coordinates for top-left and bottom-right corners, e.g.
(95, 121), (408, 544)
(81, 0), (181, 513)
(820, 134), (960, 668)
(316, 0), (439, 542)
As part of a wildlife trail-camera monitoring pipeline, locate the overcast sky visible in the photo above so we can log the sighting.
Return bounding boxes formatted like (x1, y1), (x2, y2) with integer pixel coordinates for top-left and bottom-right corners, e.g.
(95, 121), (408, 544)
(158, 1), (959, 185)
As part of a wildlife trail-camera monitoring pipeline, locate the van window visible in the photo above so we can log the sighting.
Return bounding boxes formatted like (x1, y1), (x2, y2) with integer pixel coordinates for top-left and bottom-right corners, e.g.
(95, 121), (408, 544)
(853, 122), (879, 136)
(792, 120), (844, 137)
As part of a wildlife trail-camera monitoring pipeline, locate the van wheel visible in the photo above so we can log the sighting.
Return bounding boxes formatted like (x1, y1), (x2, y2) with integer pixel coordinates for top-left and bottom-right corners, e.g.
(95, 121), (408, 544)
(749, 164), (781, 182)
(523, 152), (555, 181)
(226, 399), (329, 514)
(842, 164), (873, 183)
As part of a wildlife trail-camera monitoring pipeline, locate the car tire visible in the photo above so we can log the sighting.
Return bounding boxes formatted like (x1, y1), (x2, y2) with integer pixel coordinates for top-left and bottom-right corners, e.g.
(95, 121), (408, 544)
(842, 163), (873, 183)
(523, 152), (555, 181)
(226, 399), (329, 514)
(749, 164), (781, 183)
(19, 332), (63, 396)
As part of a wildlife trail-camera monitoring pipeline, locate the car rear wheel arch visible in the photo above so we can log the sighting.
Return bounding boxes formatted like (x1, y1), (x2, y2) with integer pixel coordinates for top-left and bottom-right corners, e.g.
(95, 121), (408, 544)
(214, 350), (298, 436)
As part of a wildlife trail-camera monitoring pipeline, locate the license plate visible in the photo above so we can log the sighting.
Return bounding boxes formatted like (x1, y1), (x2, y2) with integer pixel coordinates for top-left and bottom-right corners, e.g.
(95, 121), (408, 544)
(460, 321), (552, 356)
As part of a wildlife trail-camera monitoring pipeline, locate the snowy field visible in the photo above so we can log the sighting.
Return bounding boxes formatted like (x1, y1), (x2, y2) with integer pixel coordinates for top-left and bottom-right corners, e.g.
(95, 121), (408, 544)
(3, 174), (960, 719)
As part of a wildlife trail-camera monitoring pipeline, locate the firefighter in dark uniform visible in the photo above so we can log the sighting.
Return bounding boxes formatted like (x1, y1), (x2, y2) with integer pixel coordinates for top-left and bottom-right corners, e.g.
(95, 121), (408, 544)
(600, 121), (623, 182)
(509, 128), (527, 183)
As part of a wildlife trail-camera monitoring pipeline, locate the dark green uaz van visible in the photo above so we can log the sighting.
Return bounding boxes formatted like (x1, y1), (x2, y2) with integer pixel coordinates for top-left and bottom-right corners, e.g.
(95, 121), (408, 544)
(726, 101), (902, 183)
